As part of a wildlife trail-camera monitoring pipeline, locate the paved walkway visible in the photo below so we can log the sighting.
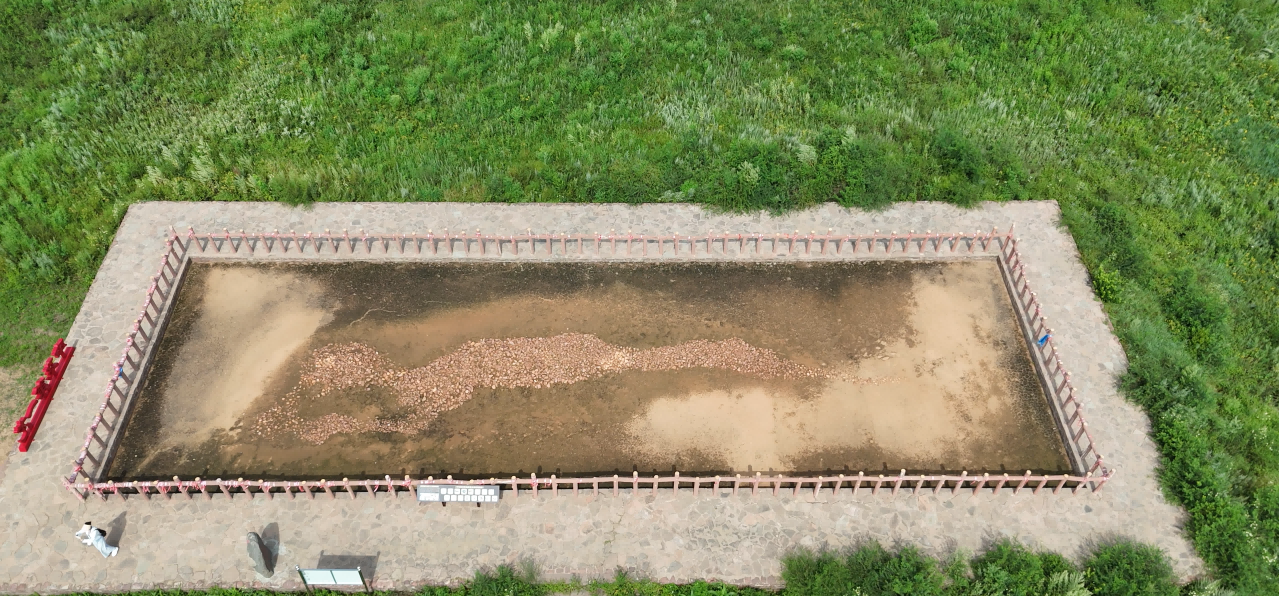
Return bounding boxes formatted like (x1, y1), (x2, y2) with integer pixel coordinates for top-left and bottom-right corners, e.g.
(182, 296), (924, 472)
(0, 202), (1199, 592)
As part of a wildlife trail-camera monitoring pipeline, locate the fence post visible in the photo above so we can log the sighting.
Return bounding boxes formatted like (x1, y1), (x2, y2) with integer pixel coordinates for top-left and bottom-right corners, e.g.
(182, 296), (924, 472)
(955, 471), (967, 495)
(893, 470), (905, 495)
(1073, 474), (1089, 495)
(973, 473), (988, 496)
(1092, 470), (1112, 493)
(854, 471), (864, 495)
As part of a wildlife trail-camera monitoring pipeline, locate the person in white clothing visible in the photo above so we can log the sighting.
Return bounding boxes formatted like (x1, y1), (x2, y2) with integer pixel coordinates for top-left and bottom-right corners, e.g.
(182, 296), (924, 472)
(75, 522), (118, 558)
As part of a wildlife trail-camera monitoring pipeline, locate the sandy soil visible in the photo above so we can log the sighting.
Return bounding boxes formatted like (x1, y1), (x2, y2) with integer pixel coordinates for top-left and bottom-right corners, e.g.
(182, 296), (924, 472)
(108, 260), (1069, 480)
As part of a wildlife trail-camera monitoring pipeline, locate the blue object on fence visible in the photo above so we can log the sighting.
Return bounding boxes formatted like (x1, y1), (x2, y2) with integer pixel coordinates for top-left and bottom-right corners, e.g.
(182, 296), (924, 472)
(1037, 334), (1051, 347)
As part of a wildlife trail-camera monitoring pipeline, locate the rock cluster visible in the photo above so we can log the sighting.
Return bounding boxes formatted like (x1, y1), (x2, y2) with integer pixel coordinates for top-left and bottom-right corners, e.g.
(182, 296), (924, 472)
(254, 333), (820, 444)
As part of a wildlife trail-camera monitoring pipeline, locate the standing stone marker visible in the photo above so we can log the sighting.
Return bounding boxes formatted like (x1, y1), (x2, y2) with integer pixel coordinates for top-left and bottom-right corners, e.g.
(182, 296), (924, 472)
(247, 532), (273, 577)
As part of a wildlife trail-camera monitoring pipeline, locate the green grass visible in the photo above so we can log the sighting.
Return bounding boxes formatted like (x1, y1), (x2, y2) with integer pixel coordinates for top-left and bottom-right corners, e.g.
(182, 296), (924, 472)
(2, 0), (1277, 591)
(57, 541), (1206, 595)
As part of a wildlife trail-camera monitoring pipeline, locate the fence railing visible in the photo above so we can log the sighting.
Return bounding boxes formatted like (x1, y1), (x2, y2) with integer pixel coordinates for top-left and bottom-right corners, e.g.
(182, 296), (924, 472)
(66, 225), (1111, 500)
(76, 469), (1108, 501)
(181, 227), (1011, 258)
(64, 235), (188, 496)
(998, 235), (1105, 477)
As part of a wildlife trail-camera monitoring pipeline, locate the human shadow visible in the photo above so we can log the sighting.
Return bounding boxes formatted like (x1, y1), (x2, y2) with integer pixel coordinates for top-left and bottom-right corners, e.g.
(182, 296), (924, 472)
(316, 551), (379, 581)
(105, 511), (127, 548)
(260, 522), (280, 572)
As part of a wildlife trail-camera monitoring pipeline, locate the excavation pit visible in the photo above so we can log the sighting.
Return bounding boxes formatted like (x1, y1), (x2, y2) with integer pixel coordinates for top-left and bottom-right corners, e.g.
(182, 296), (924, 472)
(105, 258), (1071, 481)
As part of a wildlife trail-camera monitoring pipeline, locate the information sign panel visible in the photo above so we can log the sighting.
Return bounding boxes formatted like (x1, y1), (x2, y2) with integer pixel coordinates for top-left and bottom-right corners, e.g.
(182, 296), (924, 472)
(296, 566), (369, 593)
(416, 484), (500, 503)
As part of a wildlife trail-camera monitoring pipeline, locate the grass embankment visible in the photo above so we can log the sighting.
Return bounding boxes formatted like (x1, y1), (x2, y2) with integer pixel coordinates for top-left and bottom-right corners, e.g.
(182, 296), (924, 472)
(2, 0), (1277, 591)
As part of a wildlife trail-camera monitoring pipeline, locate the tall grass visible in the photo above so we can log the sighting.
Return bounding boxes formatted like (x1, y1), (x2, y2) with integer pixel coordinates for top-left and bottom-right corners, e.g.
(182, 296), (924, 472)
(2, 0), (1277, 590)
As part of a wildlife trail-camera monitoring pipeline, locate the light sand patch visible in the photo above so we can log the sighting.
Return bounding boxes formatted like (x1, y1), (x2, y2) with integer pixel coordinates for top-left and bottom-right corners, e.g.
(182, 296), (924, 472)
(626, 260), (1053, 471)
(156, 267), (331, 446)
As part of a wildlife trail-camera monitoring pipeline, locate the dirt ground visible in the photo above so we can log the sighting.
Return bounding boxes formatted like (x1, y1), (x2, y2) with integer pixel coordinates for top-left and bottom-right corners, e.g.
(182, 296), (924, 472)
(0, 365), (32, 422)
(107, 259), (1069, 480)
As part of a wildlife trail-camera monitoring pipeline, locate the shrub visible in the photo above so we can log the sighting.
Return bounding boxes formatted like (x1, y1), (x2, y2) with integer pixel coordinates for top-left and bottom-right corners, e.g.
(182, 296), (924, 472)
(467, 564), (545, 596)
(782, 542), (944, 596)
(1083, 542), (1177, 596)
(1092, 261), (1123, 303)
(968, 540), (1076, 596)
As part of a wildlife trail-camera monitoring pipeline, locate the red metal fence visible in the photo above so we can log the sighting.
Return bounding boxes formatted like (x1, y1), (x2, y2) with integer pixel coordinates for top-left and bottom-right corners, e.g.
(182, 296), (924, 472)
(65, 225), (1112, 500)
(13, 339), (75, 452)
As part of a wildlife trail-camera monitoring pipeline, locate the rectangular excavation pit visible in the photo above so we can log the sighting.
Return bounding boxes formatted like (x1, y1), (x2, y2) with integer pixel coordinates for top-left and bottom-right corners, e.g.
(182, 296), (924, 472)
(104, 258), (1074, 482)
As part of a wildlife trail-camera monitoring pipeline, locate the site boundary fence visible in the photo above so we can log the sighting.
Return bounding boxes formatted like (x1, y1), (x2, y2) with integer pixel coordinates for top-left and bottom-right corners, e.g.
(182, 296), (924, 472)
(65, 226), (1111, 500)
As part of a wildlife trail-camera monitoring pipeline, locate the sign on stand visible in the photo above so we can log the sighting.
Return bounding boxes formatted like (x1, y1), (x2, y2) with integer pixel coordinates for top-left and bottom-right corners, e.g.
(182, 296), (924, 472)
(417, 484), (500, 505)
(296, 566), (370, 593)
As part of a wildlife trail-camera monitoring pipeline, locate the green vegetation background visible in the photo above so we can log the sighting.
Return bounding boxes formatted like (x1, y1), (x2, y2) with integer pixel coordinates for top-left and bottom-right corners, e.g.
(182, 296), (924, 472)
(66, 540), (1210, 596)
(1, 0), (1276, 592)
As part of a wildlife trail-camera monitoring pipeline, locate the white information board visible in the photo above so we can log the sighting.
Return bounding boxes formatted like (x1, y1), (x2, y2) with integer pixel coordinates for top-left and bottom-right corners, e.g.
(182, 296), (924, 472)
(297, 566), (368, 592)
(417, 484), (500, 503)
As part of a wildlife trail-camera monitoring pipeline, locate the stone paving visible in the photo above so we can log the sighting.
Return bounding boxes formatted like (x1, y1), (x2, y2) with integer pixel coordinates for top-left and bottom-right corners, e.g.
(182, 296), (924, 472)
(0, 202), (1200, 592)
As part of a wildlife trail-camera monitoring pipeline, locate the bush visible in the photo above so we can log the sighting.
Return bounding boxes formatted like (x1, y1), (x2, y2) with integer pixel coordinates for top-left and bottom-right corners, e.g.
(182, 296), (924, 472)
(968, 541), (1076, 596)
(1084, 542), (1177, 596)
(782, 542), (945, 596)
(1092, 262), (1123, 304)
